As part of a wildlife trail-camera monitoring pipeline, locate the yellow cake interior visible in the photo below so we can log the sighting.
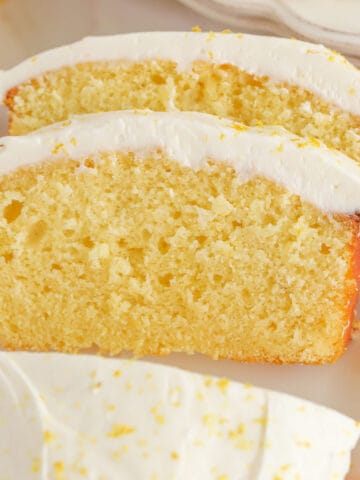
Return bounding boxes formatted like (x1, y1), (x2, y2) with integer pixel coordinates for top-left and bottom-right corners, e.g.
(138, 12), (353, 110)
(0, 150), (356, 363)
(6, 60), (360, 164)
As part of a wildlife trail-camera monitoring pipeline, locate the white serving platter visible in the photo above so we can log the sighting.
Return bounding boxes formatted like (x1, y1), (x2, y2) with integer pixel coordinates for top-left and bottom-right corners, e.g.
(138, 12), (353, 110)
(0, 0), (359, 476)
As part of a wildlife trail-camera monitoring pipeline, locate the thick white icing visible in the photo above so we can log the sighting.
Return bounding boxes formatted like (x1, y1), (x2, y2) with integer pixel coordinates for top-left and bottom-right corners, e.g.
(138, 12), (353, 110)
(1, 32), (360, 115)
(0, 352), (358, 479)
(0, 110), (360, 214)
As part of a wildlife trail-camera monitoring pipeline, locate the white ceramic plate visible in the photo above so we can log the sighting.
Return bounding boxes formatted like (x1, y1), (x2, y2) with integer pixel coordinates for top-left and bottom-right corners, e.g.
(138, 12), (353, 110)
(178, 0), (360, 66)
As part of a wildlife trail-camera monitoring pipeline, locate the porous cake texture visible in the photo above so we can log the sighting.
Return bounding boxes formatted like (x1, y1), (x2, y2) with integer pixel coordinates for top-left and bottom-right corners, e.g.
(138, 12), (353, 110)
(0, 111), (359, 364)
(1, 352), (359, 479)
(1, 32), (360, 165)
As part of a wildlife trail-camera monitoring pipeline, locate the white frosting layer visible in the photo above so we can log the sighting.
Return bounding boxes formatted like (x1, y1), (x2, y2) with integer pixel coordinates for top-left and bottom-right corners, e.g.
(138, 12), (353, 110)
(0, 110), (360, 214)
(1, 32), (360, 115)
(0, 352), (358, 480)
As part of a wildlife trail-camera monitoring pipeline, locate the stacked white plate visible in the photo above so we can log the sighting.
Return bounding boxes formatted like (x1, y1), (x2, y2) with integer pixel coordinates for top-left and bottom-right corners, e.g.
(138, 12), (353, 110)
(179, 0), (360, 65)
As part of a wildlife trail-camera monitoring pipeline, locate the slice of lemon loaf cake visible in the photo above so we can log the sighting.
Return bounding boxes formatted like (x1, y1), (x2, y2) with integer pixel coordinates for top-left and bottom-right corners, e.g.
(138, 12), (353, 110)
(1, 32), (360, 164)
(1, 352), (359, 479)
(0, 110), (359, 363)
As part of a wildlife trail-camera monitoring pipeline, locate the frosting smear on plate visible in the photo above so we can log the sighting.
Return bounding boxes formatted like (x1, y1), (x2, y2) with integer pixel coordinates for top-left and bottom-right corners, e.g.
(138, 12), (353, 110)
(0, 352), (358, 479)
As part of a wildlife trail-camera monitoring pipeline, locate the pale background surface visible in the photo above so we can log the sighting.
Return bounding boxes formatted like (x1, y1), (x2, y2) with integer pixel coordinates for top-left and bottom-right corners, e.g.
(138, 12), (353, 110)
(0, 0), (359, 475)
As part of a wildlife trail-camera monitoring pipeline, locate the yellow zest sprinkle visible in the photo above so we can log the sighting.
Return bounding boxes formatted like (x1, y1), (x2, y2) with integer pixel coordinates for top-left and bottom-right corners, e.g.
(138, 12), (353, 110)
(31, 457), (41, 473)
(218, 476), (229, 480)
(171, 401), (181, 408)
(256, 119), (264, 127)
(355, 420), (360, 428)
(113, 369), (122, 378)
(306, 49), (317, 55)
(290, 36), (297, 41)
(151, 406), (165, 425)
(328, 54), (335, 62)
(192, 25), (202, 32)
(169, 386), (182, 396)
(234, 437), (255, 450)
(112, 445), (129, 461)
(207, 31), (216, 42)
(106, 404), (116, 411)
(259, 440), (272, 448)
(137, 438), (147, 446)
(231, 123), (248, 132)
(254, 417), (268, 426)
(243, 383), (253, 389)
(245, 394), (254, 401)
(145, 373), (153, 379)
(216, 378), (229, 395)
(52, 143), (66, 155)
(280, 464), (291, 471)
(273, 476), (283, 480)
(61, 120), (72, 127)
(70, 137), (77, 146)
(208, 50), (214, 60)
(295, 136), (321, 148)
(296, 440), (311, 448)
(275, 143), (284, 153)
(237, 33), (243, 39)
(107, 423), (135, 437)
(171, 451), (179, 460)
(53, 461), (65, 477)
(308, 136), (321, 147)
(219, 133), (225, 140)
(79, 467), (88, 476)
(44, 430), (57, 443)
(91, 381), (102, 390)
(203, 413), (216, 426)
(221, 29), (232, 34)
(197, 390), (204, 401)
(125, 381), (133, 390)
(204, 377), (213, 387)
(31, 56), (37, 62)
(349, 87), (356, 95)
(156, 414), (165, 424)
(297, 405), (306, 412)
(229, 423), (245, 438)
